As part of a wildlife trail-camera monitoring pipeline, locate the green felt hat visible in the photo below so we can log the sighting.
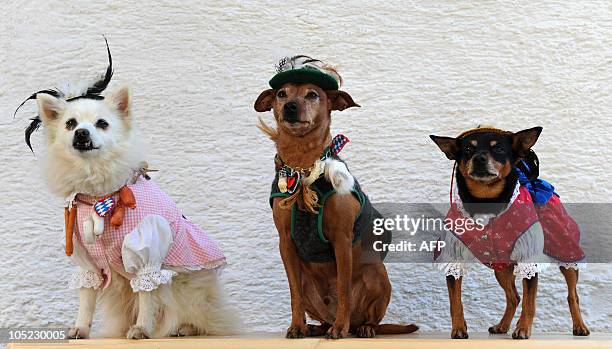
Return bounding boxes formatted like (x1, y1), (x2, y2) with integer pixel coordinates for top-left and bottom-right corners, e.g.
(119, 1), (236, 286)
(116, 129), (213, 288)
(269, 55), (341, 90)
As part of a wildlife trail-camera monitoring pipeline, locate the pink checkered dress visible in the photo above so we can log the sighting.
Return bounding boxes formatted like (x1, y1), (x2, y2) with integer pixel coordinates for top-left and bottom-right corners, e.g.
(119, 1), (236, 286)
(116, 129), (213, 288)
(73, 176), (226, 286)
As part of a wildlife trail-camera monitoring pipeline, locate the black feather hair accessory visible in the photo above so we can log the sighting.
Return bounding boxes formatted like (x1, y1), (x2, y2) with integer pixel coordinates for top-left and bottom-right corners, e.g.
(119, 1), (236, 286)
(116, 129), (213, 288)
(15, 36), (114, 153)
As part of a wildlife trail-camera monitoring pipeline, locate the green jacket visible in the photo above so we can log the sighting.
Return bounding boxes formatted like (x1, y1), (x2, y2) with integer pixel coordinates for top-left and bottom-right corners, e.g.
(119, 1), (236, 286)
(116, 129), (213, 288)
(269, 162), (391, 263)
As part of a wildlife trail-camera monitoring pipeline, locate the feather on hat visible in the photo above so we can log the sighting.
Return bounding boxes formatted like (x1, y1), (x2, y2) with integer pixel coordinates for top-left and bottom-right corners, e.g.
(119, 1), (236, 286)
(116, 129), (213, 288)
(269, 55), (342, 90)
(14, 37), (114, 153)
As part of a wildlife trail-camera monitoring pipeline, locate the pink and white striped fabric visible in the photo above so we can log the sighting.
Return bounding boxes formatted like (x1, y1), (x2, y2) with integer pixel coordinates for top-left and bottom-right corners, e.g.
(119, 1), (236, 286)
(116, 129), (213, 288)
(73, 176), (226, 288)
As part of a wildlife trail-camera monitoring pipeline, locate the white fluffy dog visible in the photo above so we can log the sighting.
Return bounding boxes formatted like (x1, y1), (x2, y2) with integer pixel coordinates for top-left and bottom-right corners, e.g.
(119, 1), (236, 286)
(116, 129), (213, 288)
(19, 41), (238, 339)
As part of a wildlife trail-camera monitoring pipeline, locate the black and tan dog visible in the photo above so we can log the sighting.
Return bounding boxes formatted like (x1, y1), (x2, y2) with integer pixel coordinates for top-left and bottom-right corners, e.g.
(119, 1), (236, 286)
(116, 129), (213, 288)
(255, 56), (417, 339)
(430, 126), (589, 339)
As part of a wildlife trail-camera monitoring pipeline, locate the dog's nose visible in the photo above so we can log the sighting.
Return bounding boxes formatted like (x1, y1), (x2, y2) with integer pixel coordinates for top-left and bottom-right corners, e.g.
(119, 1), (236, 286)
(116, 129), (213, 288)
(473, 153), (487, 165)
(284, 102), (298, 113)
(74, 128), (90, 139)
(283, 102), (299, 122)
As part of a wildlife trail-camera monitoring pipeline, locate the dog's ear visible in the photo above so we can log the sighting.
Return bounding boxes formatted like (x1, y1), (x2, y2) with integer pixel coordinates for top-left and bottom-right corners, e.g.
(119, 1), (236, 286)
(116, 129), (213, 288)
(254, 89), (276, 112)
(36, 93), (66, 124)
(430, 135), (460, 160)
(327, 90), (360, 111)
(107, 87), (131, 117)
(512, 127), (542, 156)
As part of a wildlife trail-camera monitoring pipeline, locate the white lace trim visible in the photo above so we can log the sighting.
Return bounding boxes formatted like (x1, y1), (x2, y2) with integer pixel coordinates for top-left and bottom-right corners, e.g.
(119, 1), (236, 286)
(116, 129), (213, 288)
(439, 262), (466, 279)
(558, 262), (584, 271)
(439, 262), (543, 280)
(130, 263), (178, 292)
(439, 261), (582, 279)
(69, 270), (103, 290)
(513, 263), (539, 279)
(169, 259), (227, 272)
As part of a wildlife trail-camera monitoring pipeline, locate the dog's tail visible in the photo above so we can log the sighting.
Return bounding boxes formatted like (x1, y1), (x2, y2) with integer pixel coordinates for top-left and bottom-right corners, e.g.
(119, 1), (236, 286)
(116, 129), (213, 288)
(376, 323), (419, 335)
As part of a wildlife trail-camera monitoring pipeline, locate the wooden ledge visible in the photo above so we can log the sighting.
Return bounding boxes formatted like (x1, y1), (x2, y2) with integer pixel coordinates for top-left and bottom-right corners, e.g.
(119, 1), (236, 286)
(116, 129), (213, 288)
(7, 332), (612, 349)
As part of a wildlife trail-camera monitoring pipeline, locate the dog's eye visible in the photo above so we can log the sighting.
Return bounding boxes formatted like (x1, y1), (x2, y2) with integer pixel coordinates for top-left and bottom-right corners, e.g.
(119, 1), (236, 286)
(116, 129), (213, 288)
(277, 90), (287, 98)
(464, 145), (474, 154)
(305, 91), (319, 99)
(65, 118), (77, 130)
(96, 119), (109, 129)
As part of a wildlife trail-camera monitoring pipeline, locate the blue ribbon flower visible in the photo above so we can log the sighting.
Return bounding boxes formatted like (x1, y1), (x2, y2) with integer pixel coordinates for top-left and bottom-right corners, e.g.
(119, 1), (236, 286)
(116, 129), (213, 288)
(516, 160), (558, 206)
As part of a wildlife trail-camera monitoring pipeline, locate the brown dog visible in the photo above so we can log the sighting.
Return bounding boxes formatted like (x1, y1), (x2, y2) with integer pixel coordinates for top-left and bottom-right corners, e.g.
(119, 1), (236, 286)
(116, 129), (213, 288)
(254, 57), (417, 339)
(431, 126), (590, 339)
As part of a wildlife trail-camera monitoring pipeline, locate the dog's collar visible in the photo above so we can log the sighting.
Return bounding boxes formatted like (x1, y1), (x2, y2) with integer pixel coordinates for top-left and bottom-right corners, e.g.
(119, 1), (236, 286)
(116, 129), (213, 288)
(74, 189), (121, 206)
(275, 134), (349, 194)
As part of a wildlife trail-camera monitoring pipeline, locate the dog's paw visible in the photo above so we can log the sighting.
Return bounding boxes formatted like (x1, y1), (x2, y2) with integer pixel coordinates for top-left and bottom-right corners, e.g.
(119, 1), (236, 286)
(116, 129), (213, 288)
(573, 323), (590, 336)
(356, 324), (376, 338)
(512, 326), (531, 340)
(176, 324), (199, 337)
(325, 325), (348, 340)
(324, 159), (354, 195)
(451, 327), (469, 339)
(68, 326), (89, 339)
(488, 323), (509, 334)
(285, 325), (307, 339)
(126, 325), (150, 340)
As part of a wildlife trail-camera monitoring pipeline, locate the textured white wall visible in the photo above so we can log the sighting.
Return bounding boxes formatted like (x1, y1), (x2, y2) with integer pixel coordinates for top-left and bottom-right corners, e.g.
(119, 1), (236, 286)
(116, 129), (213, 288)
(1, 0), (611, 336)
